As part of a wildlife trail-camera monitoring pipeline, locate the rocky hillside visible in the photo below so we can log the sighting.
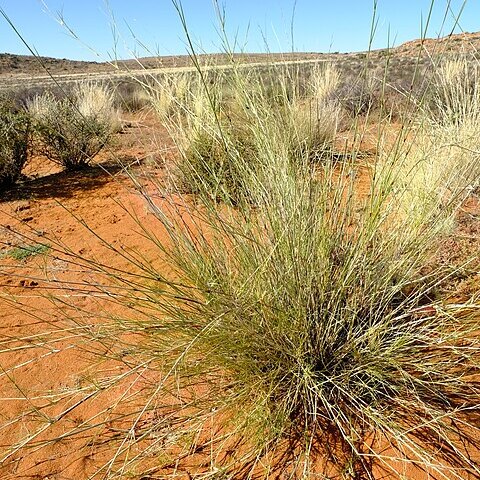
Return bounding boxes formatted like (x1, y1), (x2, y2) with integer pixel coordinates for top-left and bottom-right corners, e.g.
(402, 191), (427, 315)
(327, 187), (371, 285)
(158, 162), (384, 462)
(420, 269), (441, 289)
(395, 31), (480, 57)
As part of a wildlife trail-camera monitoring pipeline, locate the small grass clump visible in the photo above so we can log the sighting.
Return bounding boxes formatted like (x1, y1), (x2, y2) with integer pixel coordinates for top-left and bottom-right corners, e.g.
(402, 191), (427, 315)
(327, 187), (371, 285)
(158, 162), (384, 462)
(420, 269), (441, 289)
(28, 82), (119, 170)
(115, 81), (152, 112)
(429, 58), (480, 124)
(2, 243), (50, 261)
(395, 58), (480, 224)
(0, 98), (31, 191)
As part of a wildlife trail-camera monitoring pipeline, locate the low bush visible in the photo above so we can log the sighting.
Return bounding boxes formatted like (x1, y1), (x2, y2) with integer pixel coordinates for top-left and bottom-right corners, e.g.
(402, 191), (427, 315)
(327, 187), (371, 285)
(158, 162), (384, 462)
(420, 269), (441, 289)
(28, 82), (119, 170)
(0, 99), (31, 191)
(336, 75), (379, 116)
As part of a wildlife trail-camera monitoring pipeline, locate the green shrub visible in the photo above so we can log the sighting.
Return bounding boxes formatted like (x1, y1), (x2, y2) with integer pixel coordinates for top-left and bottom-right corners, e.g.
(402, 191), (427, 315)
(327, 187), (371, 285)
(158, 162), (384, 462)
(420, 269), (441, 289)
(28, 83), (119, 170)
(0, 100), (31, 191)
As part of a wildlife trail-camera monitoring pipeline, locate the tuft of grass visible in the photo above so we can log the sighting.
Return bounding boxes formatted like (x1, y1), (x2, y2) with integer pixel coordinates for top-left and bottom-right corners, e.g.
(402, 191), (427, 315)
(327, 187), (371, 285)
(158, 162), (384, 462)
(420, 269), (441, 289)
(429, 58), (480, 124)
(393, 58), (480, 228)
(2, 243), (50, 261)
(129, 138), (480, 478)
(115, 81), (152, 112)
(108, 30), (480, 477)
(158, 63), (343, 204)
(17, 50), (476, 479)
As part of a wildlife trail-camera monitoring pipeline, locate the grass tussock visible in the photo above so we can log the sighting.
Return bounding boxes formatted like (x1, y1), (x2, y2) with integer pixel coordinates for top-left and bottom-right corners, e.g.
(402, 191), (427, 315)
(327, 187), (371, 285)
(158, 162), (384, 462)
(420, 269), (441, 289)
(125, 131), (480, 478)
(394, 58), (480, 227)
(430, 58), (480, 124)
(105, 51), (480, 478)
(156, 63), (343, 204)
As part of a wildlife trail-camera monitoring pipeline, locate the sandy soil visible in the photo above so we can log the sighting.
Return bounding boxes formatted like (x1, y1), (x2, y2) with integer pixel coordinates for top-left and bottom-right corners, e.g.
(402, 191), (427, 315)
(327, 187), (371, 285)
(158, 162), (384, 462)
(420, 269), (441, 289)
(0, 110), (174, 479)
(0, 111), (479, 479)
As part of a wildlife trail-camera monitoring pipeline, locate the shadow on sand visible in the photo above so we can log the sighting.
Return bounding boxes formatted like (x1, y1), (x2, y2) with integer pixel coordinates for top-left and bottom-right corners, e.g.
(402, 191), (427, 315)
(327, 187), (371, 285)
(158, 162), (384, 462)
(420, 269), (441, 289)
(0, 161), (127, 203)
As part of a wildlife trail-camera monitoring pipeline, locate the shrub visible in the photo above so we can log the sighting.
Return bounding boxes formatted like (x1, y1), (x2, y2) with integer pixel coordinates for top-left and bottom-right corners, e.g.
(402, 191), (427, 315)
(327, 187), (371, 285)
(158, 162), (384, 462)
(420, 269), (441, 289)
(336, 77), (379, 116)
(28, 82), (119, 170)
(0, 99), (31, 191)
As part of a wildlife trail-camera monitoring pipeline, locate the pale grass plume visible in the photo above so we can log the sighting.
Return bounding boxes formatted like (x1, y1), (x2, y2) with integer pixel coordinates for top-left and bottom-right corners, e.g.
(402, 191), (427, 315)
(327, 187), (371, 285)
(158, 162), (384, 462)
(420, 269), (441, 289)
(26, 90), (56, 119)
(309, 62), (340, 102)
(149, 73), (192, 120)
(433, 58), (480, 123)
(74, 81), (121, 132)
(390, 58), (480, 232)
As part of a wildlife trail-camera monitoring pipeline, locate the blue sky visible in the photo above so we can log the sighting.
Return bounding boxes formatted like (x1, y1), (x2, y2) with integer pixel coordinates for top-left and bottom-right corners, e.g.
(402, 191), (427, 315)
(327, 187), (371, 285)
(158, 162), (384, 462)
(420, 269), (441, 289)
(0, 1), (478, 61)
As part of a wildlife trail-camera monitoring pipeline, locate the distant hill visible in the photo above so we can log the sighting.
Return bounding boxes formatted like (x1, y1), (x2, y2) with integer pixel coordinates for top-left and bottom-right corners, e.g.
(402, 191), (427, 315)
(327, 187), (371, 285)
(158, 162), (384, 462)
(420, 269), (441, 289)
(0, 53), (103, 76)
(0, 52), (332, 77)
(1, 31), (479, 84)
(395, 31), (480, 57)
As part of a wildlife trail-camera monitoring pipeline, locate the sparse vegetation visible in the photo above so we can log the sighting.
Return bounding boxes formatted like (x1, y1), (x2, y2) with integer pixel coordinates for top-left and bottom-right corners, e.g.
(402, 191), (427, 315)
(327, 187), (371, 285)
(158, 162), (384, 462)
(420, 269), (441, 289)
(2, 243), (50, 261)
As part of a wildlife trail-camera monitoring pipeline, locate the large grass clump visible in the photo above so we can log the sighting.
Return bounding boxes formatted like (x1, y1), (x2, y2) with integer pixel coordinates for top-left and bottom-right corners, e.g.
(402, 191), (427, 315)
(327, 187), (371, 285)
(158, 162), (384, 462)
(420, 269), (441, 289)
(27, 82), (119, 170)
(126, 127), (480, 479)
(0, 98), (31, 191)
(39, 57), (478, 479)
